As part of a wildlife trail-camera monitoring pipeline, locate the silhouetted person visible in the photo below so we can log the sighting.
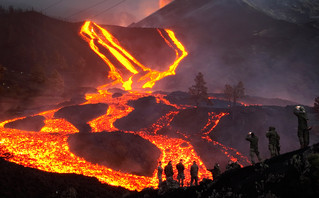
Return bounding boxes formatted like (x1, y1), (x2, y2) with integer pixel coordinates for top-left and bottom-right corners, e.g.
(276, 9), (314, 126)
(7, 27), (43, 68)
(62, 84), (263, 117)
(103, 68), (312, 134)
(294, 106), (312, 148)
(245, 132), (262, 164)
(164, 161), (174, 187)
(157, 161), (163, 186)
(176, 159), (185, 187)
(225, 160), (241, 171)
(231, 161), (241, 169)
(226, 160), (233, 171)
(266, 126), (280, 157)
(190, 161), (199, 186)
(208, 162), (221, 179)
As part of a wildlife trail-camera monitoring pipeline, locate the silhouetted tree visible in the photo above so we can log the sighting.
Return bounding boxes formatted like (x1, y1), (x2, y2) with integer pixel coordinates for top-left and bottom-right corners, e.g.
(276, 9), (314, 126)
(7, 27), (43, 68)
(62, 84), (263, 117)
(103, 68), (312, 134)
(224, 81), (245, 106)
(189, 72), (210, 107)
(224, 84), (233, 106)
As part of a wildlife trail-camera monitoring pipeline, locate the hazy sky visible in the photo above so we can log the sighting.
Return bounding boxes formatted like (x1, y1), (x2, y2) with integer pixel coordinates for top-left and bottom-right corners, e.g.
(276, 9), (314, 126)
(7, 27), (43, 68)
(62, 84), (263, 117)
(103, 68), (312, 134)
(1, 0), (172, 26)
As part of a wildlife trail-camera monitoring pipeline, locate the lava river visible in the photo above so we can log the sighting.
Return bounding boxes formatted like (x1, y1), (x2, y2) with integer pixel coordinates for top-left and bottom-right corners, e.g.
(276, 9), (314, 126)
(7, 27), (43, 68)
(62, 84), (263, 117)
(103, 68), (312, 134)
(0, 21), (249, 191)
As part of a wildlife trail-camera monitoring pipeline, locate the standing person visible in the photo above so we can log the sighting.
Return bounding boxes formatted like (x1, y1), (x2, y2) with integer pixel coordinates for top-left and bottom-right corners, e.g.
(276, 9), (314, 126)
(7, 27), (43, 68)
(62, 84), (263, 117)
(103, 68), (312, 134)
(157, 161), (163, 186)
(207, 162), (221, 179)
(245, 132), (262, 164)
(225, 160), (233, 171)
(266, 126), (280, 157)
(176, 159), (185, 187)
(164, 161), (174, 187)
(294, 106), (312, 148)
(190, 161), (199, 186)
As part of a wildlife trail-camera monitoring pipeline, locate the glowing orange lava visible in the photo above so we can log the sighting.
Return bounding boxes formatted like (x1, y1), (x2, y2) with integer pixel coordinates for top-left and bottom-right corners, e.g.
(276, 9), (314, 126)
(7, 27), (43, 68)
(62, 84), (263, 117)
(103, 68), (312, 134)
(79, 21), (188, 90)
(0, 21), (249, 191)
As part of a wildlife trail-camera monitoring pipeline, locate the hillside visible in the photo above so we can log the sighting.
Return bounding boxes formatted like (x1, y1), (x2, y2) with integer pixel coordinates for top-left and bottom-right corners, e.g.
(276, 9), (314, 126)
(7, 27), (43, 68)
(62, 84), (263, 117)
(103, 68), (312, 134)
(0, 157), (129, 198)
(2, 141), (319, 197)
(132, 0), (319, 106)
(0, 10), (176, 120)
(128, 143), (319, 198)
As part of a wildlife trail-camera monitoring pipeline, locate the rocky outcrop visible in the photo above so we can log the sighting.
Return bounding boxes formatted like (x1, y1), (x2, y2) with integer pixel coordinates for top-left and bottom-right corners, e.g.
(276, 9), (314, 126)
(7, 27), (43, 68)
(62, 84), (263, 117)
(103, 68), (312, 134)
(68, 131), (161, 176)
(4, 115), (45, 131)
(54, 103), (108, 132)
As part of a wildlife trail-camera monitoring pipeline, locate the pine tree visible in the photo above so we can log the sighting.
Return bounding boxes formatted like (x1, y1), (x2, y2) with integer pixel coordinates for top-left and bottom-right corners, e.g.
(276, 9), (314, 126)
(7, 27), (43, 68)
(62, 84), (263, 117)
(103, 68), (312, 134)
(188, 72), (210, 107)
(233, 81), (245, 105)
(223, 81), (245, 106)
(224, 84), (233, 106)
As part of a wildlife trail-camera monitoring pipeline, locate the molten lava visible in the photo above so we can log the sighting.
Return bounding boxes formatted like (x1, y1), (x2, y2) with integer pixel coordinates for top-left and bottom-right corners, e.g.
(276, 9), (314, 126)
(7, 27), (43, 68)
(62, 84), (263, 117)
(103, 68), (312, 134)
(79, 21), (187, 90)
(0, 21), (249, 191)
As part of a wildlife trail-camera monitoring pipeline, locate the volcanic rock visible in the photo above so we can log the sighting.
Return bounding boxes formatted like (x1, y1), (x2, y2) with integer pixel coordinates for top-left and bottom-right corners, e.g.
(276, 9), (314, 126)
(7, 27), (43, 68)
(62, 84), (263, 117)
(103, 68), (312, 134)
(164, 91), (193, 106)
(112, 92), (123, 98)
(54, 103), (108, 133)
(0, 158), (129, 198)
(67, 131), (161, 176)
(170, 108), (218, 134)
(114, 96), (175, 131)
(4, 115), (45, 132)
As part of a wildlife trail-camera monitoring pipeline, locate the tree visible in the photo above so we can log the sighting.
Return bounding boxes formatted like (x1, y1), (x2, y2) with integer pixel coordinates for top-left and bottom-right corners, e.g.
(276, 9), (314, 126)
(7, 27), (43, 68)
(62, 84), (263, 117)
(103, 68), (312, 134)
(223, 81), (245, 107)
(188, 72), (210, 107)
(233, 81), (245, 105)
(224, 84), (233, 106)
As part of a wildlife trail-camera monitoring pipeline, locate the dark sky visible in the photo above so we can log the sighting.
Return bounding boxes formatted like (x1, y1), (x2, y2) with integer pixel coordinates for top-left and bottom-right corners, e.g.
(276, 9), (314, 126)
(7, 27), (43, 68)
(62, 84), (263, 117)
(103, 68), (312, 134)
(1, 0), (172, 26)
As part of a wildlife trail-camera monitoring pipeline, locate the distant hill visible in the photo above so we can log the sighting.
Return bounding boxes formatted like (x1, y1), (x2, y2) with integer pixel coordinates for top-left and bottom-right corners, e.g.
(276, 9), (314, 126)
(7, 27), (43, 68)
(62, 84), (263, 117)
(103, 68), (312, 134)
(132, 0), (319, 106)
(243, 0), (319, 25)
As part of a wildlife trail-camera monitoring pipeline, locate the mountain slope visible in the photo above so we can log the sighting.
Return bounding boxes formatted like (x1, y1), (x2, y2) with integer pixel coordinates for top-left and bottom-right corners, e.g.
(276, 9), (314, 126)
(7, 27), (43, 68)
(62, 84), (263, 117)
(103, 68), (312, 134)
(132, 0), (319, 105)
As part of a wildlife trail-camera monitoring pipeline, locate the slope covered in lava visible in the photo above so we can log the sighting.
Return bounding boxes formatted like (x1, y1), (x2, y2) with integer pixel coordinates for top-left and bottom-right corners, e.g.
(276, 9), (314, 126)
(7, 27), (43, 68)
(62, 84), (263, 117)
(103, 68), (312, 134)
(0, 10), (178, 119)
(2, 140), (318, 198)
(113, 93), (319, 170)
(132, 0), (319, 105)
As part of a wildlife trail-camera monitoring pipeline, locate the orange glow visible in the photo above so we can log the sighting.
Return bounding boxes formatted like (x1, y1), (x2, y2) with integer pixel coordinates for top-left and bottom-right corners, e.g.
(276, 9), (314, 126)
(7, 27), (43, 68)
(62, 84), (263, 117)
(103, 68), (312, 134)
(159, 0), (173, 8)
(0, 21), (249, 191)
(79, 21), (187, 90)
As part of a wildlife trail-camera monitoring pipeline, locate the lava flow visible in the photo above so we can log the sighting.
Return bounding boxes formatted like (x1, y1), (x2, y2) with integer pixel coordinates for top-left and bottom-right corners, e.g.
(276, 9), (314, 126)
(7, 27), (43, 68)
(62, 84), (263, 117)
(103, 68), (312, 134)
(79, 21), (188, 90)
(0, 21), (249, 191)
